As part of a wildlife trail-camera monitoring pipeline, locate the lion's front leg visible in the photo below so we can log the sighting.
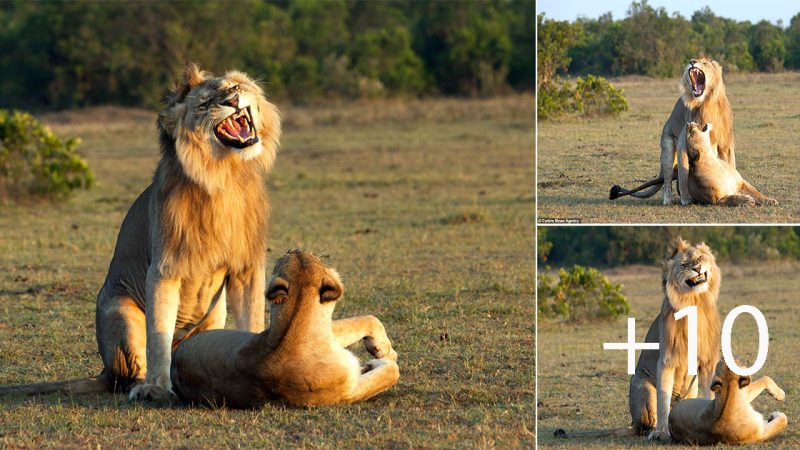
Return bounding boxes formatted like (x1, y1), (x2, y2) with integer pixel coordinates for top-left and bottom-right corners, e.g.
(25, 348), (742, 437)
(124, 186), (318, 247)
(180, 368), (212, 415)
(648, 361), (675, 441)
(676, 132), (693, 206)
(660, 135), (677, 205)
(129, 269), (181, 401)
(698, 362), (716, 400)
(228, 266), (266, 332)
(333, 315), (398, 362)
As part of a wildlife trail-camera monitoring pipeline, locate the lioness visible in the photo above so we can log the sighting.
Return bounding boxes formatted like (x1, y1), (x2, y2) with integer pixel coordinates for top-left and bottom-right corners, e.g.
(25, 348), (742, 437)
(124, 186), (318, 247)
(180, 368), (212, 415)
(610, 122), (777, 206)
(669, 361), (787, 445)
(0, 63), (281, 400)
(170, 250), (400, 408)
(555, 238), (721, 441)
(685, 122), (777, 206)
(611, 56), (734, 206)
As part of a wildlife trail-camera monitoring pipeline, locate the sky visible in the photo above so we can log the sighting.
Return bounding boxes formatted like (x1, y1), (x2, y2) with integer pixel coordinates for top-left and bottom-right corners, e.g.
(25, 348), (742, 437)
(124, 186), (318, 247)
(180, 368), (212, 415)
(537, 0), (798, 27)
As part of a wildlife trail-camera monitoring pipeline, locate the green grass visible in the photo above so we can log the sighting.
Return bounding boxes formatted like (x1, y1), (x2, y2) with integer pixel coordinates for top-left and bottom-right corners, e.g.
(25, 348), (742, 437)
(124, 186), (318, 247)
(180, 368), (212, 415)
(537, 261), (800, 448)
(0, 96), (534, 447)
(537, 72), (800, 223)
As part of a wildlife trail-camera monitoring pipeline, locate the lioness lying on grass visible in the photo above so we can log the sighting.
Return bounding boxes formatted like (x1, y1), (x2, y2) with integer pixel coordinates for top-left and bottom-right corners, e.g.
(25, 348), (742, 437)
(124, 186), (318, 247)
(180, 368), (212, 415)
(170, 250), (400, 408)
(669, 361), (787, 445)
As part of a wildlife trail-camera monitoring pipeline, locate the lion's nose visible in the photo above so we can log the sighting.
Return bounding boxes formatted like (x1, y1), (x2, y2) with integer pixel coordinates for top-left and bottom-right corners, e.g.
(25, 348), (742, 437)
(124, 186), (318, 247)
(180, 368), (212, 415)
(689, 59), (698, 66)
(222, 93), (239, 109)
(693, 264), (703, 273)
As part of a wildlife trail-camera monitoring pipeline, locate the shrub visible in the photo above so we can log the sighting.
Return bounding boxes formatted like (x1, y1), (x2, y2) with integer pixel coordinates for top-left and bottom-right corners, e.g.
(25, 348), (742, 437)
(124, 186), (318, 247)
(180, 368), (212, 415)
(538, 264), (630, 322)
(537, 75), (628, 119)
(574, 75), (629, 115)
(0, 110), (94, 201)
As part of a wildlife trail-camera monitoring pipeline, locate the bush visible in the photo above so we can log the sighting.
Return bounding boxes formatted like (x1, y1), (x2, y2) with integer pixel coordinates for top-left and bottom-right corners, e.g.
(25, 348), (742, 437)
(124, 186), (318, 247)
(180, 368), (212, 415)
(538, 264), (630, 322)
(537, 75), (628, 120)
(574, 75), (629, 115)
(0, 110), (94, 201)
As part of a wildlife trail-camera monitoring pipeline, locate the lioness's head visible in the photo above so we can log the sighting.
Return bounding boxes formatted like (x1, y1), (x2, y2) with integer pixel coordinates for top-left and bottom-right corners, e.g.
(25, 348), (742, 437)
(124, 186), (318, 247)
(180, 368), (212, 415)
(680, 57), (723, 108)
(266, 250), (343, 326)
(710, 360), (751, 403)
(663, 237), (719, 301)
(158, 62), (281, 192)
(686, 121), (714, 162)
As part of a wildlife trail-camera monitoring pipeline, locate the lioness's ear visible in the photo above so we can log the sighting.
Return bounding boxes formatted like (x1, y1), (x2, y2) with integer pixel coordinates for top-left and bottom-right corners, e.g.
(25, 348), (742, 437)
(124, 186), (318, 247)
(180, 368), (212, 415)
(702, 123), (712, 133)
(738, 376), (751, 389)
(319, 278), (343, 302)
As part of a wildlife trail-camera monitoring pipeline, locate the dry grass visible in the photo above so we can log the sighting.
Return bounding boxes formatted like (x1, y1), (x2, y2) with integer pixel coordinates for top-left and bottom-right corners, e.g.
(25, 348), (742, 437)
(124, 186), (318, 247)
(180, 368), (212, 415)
(537, 259), (800, 448)
(0, 95), (534, 448)
(537, 72), (800, 223)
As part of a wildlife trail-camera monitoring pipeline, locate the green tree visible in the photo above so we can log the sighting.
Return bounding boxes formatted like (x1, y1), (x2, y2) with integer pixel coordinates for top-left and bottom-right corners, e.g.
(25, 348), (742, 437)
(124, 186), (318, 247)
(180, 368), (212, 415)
(749, 20), (785, 71)
(784, 13), (800, 69)
(351, 27), (428, 96)
(537, 13), (583, 89)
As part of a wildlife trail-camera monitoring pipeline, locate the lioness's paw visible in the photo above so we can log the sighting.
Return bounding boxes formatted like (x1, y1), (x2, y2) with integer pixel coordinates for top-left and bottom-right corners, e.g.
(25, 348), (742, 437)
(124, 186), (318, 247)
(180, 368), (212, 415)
(773, 388), (786, 401)
(363, 337), (397, 362)
(129, 379), (176, 402)
(646, 429), (670, 442)
(361, 358), (390, 374)
(764, 197), (779, 206)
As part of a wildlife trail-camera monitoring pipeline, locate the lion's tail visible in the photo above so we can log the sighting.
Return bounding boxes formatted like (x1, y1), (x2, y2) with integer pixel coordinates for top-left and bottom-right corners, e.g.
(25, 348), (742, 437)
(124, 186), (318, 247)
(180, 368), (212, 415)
(0, 372), (112, 395)
(610, 167), (679, 200)
(554, 426), (636, 439)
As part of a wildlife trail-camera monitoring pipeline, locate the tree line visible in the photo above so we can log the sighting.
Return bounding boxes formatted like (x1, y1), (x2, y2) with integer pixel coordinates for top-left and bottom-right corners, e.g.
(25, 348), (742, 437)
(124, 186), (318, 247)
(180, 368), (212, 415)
(538, 227), (800, 268)
(0, 0), (534, 110)
(543, 1), (800, 79)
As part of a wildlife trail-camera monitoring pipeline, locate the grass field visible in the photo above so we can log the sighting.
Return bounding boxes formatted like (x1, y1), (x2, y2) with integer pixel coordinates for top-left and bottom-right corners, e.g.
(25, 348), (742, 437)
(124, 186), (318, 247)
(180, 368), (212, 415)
(0, 95), (534, 447)
(537, 260), (800, 448)
(537, 72), (800, 223)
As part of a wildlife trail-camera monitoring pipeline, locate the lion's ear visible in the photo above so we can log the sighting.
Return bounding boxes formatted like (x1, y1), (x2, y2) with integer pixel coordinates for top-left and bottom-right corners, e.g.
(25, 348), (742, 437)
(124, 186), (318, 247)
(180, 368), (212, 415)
(158, 103), (186, 138)
(667, 236), (689, 259)
(184, 61), (209, 88)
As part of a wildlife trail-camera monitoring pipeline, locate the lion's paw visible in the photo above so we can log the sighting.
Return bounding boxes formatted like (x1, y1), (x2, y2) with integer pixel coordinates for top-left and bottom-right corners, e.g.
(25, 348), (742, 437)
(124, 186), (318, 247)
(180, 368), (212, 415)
(646, 428), (670, 442)
(680, 197), (693, 206)
(129, 380), (176, 402)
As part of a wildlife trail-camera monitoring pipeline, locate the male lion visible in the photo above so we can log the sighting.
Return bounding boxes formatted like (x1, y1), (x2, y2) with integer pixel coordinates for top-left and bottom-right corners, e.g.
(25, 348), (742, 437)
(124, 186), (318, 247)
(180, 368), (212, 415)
(611, 56), (734, 206)
(555, 237), (721, 441)
(0, 63), (281, 400)
(610, 122), (777, 206)
(171, 250), (400, 408)
(669, 361), (787, 445)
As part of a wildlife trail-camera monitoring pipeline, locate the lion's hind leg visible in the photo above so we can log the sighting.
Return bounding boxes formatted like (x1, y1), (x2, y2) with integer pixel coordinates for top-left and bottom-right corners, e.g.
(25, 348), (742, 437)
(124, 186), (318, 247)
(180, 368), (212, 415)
(717, 194), (756, 207)
(96, 294), (147, 391)
(629, 375), (657, 435)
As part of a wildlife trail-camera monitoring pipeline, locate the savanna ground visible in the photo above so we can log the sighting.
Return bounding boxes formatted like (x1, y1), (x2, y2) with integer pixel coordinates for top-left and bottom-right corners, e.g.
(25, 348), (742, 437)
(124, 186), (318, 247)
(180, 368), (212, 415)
(537, 72), (800, 223)
(537, 260), (800, 448)
(0, 95), (534, 447)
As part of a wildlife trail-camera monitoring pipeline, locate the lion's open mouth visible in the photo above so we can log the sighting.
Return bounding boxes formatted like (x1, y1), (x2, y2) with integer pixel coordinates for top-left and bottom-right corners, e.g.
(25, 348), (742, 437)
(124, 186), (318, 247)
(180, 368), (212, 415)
(689, 67), (705, 97)
(214, 106), (259, 149)
(686, 272), (708, 287)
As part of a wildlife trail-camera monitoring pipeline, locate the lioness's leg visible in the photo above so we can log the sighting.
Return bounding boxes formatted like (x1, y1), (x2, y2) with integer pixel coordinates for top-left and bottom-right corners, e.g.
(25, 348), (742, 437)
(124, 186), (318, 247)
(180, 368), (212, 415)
(333, 315), (398, 361)
(96, 294), (147, 384)
(344, 359), (400, 403)
(760, 412), (788, 441)
(746, 376), (785, 403)
(228, 267), (266, 332)
(739, 181), (778, 206)
(660, 135), (677, 205)
(129, 271), (181, 401)
(717, 194), (756, 207)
